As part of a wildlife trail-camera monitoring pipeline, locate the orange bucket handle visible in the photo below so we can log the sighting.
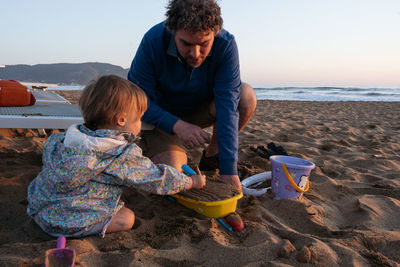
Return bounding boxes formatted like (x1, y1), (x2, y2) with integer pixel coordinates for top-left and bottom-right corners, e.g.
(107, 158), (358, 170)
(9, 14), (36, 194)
(281, 163), (309, 193)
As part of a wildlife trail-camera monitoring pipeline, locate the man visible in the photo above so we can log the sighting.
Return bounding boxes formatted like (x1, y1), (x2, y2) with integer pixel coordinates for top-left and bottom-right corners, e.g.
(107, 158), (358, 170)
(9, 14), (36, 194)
(128, 0), (256, 191)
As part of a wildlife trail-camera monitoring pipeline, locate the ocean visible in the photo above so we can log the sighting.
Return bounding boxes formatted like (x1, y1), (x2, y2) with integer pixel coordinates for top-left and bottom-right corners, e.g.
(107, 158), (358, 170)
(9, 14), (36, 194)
(254, 87), (400, 102)
(48, 85), (400, 102)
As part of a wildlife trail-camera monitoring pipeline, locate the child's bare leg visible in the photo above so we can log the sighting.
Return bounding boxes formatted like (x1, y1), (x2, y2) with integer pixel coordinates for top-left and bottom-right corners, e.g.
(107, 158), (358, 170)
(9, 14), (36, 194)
(106, 207), (135, 233)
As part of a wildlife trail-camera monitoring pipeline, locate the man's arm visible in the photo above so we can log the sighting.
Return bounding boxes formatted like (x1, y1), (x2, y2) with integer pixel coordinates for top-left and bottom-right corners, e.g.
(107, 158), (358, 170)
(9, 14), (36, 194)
(128, 26), (213, 146)
(213, 35), (241, 176)
(127, 33), (179, 134)
(216, 42), (242, 191)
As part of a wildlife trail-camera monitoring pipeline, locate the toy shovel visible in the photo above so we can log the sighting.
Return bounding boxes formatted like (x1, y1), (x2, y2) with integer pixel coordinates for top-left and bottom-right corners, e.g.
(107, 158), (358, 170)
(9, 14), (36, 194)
(45, 236), (76, 267)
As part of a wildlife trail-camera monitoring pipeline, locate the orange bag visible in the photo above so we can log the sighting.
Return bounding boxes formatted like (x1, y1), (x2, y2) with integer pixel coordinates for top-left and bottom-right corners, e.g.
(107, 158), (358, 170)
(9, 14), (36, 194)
(0, 80), (36, 106)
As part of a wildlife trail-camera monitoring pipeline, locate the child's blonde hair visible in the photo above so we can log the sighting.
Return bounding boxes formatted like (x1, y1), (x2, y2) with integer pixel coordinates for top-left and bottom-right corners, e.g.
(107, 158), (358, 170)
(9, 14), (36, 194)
(79, 75), (147, 129)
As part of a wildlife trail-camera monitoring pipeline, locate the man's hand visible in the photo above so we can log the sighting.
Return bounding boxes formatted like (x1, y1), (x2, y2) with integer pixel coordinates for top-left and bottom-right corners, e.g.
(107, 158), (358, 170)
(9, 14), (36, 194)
(173, 119), (211, 148)
(220, 174), (242, 192)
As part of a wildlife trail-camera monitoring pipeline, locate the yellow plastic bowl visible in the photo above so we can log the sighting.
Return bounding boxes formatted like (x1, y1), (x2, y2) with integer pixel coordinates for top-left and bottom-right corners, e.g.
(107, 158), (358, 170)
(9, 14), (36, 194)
(173, 192), (243, 218)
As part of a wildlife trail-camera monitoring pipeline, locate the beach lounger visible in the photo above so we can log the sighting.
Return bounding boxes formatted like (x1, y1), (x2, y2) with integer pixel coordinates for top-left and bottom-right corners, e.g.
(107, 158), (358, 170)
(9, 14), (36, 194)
(0, 102), (83, 129)
(31, 89), (71, 104)
(0, 89), (155, 131)
(0, 90), (83, 129)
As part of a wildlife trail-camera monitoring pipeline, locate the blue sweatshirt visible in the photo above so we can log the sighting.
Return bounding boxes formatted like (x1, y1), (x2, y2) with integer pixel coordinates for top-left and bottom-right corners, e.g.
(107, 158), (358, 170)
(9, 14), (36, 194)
(128, 22), (241, 175)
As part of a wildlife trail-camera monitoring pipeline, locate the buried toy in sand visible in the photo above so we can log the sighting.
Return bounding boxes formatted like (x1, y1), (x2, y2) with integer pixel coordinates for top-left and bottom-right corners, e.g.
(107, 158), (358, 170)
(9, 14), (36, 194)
(170, 165), (244, 232)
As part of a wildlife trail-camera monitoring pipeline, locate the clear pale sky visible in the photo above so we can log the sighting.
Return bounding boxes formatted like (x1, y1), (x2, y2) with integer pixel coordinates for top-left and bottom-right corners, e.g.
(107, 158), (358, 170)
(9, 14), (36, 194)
(2, 0), (400, 87)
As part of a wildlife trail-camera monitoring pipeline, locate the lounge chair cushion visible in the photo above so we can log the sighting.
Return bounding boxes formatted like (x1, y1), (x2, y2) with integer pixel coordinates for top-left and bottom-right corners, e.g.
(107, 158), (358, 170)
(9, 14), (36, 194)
(0, 80), (36, 106)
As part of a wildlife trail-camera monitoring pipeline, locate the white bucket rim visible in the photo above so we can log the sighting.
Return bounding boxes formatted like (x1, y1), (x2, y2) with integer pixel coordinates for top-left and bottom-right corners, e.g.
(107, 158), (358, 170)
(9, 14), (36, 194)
(270, 155), (315, 170)
(241, 171), (272, 196)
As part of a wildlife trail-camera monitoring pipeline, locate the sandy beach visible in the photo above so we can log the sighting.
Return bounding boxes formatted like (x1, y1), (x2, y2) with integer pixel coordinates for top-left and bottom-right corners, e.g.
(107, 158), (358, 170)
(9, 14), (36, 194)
(0, 93), (399, 266)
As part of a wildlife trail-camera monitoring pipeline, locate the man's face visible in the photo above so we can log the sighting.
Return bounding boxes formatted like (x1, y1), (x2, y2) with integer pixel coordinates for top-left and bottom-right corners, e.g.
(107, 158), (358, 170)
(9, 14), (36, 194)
(174, 29), (214, 68)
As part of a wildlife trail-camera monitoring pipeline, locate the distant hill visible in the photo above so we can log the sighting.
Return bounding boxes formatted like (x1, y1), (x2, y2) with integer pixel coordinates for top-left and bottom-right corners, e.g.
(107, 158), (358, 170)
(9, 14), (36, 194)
(0, 62), (129, 85)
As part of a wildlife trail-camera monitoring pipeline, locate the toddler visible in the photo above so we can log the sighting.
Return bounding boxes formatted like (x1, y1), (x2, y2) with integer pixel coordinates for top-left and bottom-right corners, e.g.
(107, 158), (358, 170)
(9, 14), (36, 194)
(27, 75), (205, 238)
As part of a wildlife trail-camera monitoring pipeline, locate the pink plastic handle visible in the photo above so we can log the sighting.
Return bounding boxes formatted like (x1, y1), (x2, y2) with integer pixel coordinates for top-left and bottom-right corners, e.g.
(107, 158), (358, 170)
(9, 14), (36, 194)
(57, 236), (66, 249)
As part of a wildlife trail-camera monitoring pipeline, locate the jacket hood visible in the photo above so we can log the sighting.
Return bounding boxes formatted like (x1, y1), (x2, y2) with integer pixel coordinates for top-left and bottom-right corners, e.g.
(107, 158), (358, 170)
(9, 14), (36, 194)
(42, 124), (136, 191)
(64, 124), (128, 151)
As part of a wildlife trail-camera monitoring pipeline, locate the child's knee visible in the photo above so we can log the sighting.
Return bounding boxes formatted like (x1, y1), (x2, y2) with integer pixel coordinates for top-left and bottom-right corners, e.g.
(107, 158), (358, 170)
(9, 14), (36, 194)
(108, 207), (135, 233)
(122, 208), (135, 229)
(127, 209), (135, 228)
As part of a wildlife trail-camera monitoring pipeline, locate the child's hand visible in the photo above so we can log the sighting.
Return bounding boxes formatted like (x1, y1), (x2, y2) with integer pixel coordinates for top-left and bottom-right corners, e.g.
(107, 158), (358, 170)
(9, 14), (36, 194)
(190, 174), (206, 189)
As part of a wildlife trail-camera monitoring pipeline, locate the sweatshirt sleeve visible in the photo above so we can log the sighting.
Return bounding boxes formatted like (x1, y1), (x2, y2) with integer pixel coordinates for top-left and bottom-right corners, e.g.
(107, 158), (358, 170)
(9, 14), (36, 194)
(102, 145), (191, 195)
(127, 33), (179, 134)
(213, 36), (241, 175)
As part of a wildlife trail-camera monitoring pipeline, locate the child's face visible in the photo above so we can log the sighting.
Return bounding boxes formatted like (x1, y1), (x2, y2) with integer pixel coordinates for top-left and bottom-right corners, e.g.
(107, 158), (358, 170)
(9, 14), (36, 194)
(121, 112), (142, 136)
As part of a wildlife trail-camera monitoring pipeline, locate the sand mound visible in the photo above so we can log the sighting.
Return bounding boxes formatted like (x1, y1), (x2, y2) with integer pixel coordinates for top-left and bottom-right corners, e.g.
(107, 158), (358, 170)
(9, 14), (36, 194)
(177, 176), (239, 202)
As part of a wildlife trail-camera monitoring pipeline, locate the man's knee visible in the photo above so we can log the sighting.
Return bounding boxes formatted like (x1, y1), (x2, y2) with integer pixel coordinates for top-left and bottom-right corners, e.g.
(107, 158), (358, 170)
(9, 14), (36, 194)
(209, 82), (256, 118)
(151, 150), (187, 170)
(239, 82), (257, 114)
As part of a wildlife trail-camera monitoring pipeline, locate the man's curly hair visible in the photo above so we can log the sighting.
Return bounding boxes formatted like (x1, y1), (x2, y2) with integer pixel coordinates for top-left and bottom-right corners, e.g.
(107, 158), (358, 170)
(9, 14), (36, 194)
(165, 0), (223, 34)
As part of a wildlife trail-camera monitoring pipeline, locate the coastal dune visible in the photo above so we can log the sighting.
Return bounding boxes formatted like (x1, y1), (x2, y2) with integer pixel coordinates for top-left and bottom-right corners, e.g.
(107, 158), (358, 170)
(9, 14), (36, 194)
(0, 93), (399, 266)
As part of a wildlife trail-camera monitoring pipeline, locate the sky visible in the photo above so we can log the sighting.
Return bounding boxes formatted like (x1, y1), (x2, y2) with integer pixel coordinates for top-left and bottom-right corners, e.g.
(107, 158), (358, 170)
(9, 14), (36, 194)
(2, 0), (400, 87)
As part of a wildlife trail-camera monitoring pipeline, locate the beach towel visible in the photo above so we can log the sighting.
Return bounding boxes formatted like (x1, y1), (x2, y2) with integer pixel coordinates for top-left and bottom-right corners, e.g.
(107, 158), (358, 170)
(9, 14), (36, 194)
(0, 80), (36, 106)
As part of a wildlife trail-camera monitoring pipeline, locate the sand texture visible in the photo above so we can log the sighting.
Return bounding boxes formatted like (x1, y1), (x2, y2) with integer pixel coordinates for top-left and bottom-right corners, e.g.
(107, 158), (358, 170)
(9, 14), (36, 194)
(177, 176), (239, 202)
(1, 95), (400, 266)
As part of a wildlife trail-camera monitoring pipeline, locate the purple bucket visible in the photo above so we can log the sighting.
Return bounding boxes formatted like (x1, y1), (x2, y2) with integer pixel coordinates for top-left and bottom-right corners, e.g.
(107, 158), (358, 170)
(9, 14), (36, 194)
(270, 155), (315, 200)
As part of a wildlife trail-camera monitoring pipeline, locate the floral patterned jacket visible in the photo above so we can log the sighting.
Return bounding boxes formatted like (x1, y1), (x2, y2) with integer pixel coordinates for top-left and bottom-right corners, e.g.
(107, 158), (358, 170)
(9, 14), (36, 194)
(27, 124), (191, 236)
